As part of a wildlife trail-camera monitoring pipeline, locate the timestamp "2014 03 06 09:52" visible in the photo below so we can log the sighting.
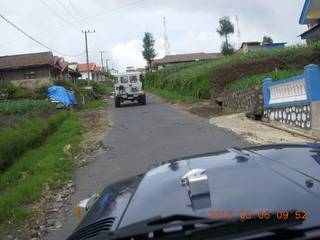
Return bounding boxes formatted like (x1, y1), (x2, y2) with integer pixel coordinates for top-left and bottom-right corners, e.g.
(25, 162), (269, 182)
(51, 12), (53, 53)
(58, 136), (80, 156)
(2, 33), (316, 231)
(208, 210), (308, 220)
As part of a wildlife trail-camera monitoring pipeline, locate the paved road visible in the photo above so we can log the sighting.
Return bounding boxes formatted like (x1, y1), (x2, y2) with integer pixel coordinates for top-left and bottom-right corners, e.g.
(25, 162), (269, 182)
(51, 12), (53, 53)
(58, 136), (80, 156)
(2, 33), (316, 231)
(45, 94), (250, 240)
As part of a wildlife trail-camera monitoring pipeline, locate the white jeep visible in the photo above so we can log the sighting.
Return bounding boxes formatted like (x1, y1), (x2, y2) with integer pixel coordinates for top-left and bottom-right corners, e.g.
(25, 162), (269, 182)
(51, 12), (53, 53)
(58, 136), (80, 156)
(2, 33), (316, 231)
(113, 72), (146, 108)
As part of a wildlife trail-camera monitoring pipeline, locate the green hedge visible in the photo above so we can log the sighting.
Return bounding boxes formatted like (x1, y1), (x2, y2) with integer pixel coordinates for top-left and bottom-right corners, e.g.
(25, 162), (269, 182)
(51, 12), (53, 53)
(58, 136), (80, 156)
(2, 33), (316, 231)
(0, 110), (69, 172)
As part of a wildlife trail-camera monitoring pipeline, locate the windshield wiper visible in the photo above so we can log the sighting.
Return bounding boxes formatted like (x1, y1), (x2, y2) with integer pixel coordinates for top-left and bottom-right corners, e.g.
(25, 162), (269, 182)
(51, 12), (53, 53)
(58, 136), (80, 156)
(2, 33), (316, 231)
(103, 211), (305, 240)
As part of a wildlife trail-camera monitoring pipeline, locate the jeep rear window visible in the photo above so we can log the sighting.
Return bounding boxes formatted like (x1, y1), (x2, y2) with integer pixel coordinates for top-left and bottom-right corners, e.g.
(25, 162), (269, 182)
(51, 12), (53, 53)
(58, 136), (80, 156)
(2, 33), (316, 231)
(120, 76), (128, 83)
(130, 76), (138, 83)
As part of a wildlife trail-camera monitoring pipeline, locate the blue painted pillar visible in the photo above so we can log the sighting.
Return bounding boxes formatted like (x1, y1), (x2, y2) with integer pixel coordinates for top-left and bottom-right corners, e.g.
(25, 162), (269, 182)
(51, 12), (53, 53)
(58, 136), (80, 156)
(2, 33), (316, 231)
(304, 64), (320, 101)
(262, 78), (273, 107)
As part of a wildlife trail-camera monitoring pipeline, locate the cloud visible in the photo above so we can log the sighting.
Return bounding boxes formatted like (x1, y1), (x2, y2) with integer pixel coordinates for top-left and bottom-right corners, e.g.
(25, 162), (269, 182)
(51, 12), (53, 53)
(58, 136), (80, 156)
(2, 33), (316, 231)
(111, 39), (145, 71)
(0, 0), (308, 73)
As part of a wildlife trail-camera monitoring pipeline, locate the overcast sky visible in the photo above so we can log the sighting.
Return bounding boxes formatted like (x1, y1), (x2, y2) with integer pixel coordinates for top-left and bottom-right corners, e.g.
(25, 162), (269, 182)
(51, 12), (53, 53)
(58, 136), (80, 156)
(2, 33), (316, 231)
(0, 0), (307, 72)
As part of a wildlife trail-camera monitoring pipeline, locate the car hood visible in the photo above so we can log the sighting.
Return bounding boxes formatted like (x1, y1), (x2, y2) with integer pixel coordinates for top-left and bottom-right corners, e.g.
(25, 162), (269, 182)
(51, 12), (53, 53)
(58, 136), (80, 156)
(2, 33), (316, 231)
(70, 143), (320, 239)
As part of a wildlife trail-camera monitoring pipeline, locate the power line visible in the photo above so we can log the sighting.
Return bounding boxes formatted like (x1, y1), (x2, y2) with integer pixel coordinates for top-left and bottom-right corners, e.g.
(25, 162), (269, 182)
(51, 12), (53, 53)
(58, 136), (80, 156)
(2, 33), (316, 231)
(0, 14), (85, 57)
(57, 0), (86, 29)
(67, 0), (94, 29)
(81, 0), (145, 21)
(40, 0), (76, 29)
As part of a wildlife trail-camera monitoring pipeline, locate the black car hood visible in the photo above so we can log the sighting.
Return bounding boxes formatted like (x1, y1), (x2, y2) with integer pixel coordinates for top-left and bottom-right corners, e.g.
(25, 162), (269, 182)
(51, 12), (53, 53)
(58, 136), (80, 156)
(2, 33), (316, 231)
(69, 143), (320, 239)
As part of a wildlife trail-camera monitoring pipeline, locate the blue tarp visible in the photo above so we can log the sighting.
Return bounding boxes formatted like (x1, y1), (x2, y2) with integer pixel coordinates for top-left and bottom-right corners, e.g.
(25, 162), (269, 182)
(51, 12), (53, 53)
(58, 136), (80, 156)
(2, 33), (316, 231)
(47, 86), (78, 107)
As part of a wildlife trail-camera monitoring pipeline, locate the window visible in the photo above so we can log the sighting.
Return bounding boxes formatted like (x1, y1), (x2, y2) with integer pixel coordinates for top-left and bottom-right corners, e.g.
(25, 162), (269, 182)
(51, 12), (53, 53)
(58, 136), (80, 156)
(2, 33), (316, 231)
(24, 72), (36, 79)
(120, 76), (128, 83)
(130, 76), (138, 83)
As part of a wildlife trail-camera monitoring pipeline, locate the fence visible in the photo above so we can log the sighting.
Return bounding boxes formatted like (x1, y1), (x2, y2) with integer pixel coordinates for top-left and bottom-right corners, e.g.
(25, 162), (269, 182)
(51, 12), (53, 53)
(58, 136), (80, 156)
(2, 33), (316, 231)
(262, 64), (320, 134)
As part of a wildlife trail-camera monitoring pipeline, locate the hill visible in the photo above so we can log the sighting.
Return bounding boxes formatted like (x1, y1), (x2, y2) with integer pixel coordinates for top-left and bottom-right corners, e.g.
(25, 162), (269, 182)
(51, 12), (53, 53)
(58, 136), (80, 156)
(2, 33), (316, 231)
(145, 44), (320, 100)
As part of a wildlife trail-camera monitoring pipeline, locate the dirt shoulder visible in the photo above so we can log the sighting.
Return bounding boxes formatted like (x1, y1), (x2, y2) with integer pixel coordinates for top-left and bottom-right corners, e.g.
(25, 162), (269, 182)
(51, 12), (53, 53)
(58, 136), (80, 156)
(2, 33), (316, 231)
(167, 99), (319, 145)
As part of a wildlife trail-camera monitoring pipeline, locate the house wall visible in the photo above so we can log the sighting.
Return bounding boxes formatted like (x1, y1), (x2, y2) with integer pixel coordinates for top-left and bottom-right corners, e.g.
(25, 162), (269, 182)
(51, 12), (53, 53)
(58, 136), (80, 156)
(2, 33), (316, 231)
(11, 78), (53, 89)
(92, 72), (101, 81)
(243, 44), (261, 53)
(0, 66), (51, 82)
(80, 71), (92, 80)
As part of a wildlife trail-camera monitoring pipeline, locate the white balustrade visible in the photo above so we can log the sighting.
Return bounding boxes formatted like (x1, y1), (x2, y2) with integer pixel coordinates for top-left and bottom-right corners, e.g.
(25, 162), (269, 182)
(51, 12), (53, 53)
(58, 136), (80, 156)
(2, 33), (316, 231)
(268, 78), (307, 104)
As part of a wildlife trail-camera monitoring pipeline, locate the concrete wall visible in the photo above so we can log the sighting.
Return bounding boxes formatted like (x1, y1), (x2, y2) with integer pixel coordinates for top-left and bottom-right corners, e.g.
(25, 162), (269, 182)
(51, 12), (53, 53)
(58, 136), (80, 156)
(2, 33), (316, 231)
(11, 78), (53, 89)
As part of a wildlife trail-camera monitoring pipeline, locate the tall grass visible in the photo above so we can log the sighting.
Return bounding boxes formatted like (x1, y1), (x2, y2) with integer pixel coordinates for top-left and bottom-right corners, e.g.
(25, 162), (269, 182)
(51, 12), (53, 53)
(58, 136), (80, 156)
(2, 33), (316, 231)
(0, 112), (82, 224)
(146, 61), (214, 99)
(0, 100), (55, 115)
(0, 111), (69, 172)
(145, 43), (320, 100)
(225, 69), (305, 91)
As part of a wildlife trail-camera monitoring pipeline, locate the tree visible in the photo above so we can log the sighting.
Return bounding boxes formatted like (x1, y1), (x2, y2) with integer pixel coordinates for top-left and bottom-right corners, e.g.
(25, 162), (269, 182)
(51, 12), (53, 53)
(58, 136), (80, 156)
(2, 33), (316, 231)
(262, 35), (273, 44)
(217, 16), (235, 56)
(142, 32), (157, 72)
(221, 41), (235, 56)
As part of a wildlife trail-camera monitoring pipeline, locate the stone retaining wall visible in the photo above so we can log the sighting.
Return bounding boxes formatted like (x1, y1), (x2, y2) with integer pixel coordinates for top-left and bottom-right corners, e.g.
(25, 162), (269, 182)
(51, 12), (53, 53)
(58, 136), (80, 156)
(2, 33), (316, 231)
(222, 85), (263, 111)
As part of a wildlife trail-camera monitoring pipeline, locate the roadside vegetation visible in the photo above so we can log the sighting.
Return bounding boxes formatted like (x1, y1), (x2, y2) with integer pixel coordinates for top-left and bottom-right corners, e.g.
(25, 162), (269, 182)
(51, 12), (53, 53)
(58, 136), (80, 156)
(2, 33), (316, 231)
(0, 79), (111, 235)
(145, 43), (320, 100)
(0, 99), (56, 115)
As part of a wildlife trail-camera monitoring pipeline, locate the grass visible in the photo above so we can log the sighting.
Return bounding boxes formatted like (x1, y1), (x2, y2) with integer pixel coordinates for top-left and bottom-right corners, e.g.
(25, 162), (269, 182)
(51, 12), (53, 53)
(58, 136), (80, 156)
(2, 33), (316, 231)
(225, 69), (305, 91)
(145, 43), (320, 100)
(0, 100), (56, 115)
(0, 94), (110, 235)
(0, 112), (82, 227)
(82, 99), (108, 110)
(0, 111), (69, 171)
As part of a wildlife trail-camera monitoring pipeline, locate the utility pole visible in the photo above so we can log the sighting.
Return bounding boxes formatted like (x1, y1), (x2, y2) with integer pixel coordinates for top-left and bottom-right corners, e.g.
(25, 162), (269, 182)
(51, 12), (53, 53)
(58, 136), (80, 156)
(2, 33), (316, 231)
(100, 51), (107, 72)
(82, 30), (95, 86)
(105, 59), (110, 71)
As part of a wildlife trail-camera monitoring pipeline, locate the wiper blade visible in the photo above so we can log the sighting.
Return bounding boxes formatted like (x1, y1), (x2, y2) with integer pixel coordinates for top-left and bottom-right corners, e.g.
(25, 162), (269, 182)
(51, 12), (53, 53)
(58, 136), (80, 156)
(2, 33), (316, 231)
(107, 211), (304, 240)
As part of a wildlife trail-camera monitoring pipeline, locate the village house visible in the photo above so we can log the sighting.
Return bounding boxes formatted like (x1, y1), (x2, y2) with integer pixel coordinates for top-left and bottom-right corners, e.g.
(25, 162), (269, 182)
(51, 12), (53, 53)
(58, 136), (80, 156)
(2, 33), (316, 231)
(236, 41), (286, 53)
(0, 51), (63, 88)
(299, 0), (320, 40)
(78, 63), (102, 81)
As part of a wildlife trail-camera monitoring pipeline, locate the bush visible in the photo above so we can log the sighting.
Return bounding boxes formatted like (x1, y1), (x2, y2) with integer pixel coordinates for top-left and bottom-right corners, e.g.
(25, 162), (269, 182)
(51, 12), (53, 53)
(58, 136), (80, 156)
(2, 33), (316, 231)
(0, 82), (17, 100)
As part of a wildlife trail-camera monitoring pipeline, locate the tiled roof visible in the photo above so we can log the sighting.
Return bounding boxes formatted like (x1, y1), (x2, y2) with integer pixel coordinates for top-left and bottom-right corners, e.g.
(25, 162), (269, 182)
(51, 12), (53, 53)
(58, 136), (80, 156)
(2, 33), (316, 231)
(0, 51), (56, 70)
(159, 52), (223, 64)
(78, 63), (95, 72)
(93, 66), (101, 72)
(60, 61), (68, 69)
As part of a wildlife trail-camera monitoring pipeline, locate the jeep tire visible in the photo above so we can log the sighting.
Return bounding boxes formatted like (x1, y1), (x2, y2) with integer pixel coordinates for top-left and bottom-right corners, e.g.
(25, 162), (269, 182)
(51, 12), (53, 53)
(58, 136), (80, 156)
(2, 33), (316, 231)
(115, 96), (121, 108)
(139, 95), (146, 105)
